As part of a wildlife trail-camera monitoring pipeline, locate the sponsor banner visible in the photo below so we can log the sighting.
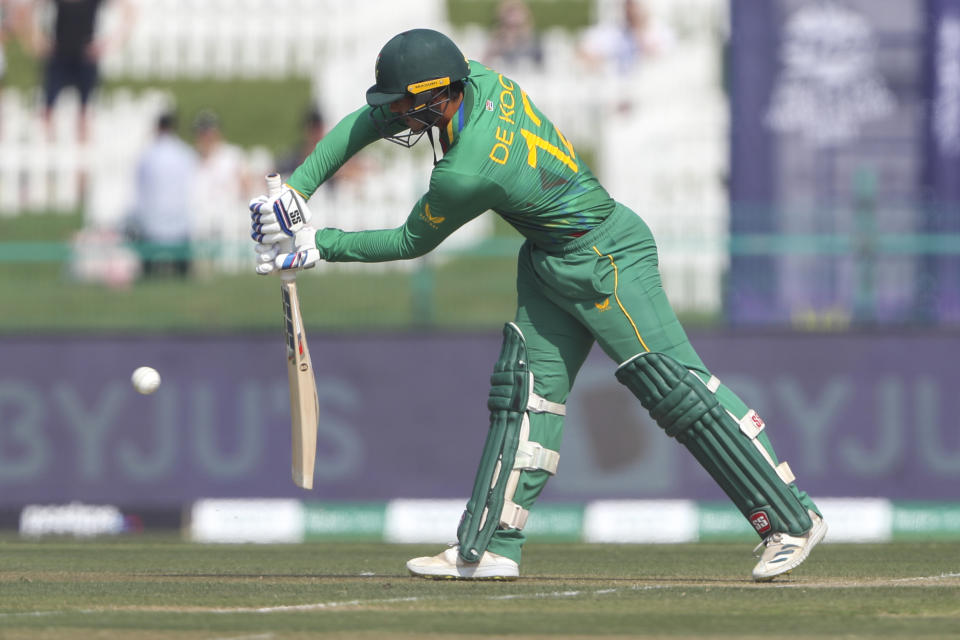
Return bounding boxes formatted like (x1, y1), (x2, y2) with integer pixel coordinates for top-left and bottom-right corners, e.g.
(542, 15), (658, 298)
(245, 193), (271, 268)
(19, 502), (128, 537)
(190, 498), (303, 544)
(924, 0), (960, 203)
(380, 500), (583, 544)
(524, 503), (584, 542)
(584, 500), (698, 544)
(816, 498), (893, 543)
(303, 502), (386, 542)
(2, 333), (959, 506)
(697, 502), (755, 541)
(892, 502), (960, 540)
(14, 504), (181, 534)
(729, 0), (960, 324)
(180, 499), (960, 544)
(384, 499), (463, 544)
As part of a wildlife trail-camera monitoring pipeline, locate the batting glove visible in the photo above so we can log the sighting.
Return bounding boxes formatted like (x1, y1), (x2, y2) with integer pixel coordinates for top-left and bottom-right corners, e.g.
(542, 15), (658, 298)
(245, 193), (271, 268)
(249, 185), (314, 245)
(253, 228), (321, 276)
(254, 242), (281, 275)
(273, 244), (322, 273)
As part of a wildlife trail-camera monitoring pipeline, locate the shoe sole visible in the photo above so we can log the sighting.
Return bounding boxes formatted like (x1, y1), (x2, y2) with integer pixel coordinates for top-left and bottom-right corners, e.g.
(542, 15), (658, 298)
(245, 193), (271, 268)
(753, 518), (828, 582)
(408, 571), (519, 581)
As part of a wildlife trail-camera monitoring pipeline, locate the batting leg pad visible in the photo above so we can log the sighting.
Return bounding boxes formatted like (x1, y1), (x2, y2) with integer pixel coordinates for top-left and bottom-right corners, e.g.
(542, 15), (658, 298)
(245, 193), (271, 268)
(615, 352), (812, 537)
(457, 323), (564, 563)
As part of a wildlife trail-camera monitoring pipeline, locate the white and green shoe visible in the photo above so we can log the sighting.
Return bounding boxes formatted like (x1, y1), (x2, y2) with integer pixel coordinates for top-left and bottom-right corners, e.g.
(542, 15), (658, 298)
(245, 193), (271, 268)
(752, 510), (828, 582)
(407, 545), (519, 580)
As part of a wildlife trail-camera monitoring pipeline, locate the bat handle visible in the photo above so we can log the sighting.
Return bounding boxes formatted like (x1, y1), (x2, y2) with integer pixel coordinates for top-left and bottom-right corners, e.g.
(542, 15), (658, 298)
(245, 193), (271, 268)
(266, 173), (283, 198)
(266, 173), (297, 282)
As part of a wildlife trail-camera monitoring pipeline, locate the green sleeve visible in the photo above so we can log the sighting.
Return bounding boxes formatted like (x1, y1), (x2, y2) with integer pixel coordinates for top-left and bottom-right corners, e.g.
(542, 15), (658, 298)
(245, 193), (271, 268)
(314, 169), (505, 263)
(286, 106), (385, 198)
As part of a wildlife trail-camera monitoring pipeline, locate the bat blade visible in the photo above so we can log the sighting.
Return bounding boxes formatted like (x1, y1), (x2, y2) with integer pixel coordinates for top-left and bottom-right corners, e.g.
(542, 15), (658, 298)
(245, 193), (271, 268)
(268, 173), (319, 490)
(281, 278), (319, 489)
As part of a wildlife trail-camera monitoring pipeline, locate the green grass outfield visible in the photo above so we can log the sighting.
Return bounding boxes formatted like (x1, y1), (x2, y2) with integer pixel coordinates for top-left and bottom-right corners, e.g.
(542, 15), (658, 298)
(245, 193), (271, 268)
(1, 538), (958, 638)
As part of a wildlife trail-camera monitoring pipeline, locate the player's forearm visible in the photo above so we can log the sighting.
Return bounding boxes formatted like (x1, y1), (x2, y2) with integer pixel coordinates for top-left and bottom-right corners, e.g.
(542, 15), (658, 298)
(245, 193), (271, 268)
(287, 106), (381, 198)
(314, 227), (440, 263)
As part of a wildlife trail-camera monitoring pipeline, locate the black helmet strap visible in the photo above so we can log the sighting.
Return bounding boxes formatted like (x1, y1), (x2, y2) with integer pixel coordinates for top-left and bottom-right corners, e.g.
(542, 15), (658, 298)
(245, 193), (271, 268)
(426, 127), (439, 166)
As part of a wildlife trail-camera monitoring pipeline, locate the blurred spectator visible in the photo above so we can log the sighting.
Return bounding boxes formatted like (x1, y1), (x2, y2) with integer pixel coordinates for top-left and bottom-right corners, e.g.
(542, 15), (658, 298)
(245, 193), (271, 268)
(578, 0), (672, 75)
(24, 0), (135, 142)
(484, 0), (543, 70)
(277, 104), (368, 191)
(190, 109), (252, 274)
(276, 106), (327, 179)
(127, 111), (198, 278)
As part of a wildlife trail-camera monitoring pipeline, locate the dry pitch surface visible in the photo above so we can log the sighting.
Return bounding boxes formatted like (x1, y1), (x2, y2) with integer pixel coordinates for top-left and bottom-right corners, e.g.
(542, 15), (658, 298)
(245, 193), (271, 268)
(1, 539), (958, 638)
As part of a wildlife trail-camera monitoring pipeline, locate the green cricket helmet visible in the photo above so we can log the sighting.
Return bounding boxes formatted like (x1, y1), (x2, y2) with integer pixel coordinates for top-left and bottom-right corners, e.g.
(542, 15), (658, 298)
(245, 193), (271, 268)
(367, 29), (470, 147)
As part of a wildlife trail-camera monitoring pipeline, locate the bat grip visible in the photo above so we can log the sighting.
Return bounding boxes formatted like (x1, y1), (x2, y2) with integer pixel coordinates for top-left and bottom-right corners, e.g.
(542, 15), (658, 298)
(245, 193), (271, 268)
(266, 173), (297, 282)
(266, 173), (283, 198)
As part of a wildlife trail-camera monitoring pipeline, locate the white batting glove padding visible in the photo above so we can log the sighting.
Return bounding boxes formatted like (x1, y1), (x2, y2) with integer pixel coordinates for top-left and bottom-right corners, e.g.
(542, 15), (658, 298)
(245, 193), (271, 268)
(249, 185), (314, 245)
(253, 228), (319, 275)
(254, 242), (281, 275)
(273, 246), (321, 272)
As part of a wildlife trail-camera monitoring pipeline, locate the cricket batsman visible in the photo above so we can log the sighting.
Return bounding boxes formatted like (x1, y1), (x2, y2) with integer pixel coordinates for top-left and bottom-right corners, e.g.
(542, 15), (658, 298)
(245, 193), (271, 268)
(250, 29), (827, 581)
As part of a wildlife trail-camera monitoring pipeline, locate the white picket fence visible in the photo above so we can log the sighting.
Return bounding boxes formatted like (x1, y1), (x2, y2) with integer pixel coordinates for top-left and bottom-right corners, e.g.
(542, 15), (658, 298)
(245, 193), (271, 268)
(5, 0), (729, 313)
(0, 87), (167, 219)
(0, 86), (488, 277)
(98, 0), (447, 81)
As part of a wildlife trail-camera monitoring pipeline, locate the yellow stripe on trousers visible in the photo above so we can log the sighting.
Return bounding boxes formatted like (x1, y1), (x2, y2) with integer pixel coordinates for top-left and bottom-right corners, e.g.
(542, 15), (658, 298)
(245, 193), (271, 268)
(592, 246), (650, 353)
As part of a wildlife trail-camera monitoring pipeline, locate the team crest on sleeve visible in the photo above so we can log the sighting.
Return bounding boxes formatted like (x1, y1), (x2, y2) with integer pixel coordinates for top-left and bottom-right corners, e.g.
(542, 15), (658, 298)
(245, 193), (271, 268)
(419, 202), (445, 229)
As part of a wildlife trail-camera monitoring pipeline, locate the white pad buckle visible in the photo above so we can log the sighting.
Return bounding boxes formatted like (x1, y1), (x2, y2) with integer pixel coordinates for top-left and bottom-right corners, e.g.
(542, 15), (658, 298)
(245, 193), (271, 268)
(775, 461), (796, 484)
(514, 441), (560, 474)
(528, 393), (566, 415)
(527, 374), (566, 416)
(733, 409), (796, 485)
(705, 375), (721, 393)
(738, 410), (765, 438)
(500, 500), (529, 530)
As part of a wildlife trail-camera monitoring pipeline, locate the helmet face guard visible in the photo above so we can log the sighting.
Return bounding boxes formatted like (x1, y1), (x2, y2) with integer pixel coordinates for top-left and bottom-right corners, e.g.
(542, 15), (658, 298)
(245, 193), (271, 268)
(366, 29), (470, 148)
(369, 81), (457, 148)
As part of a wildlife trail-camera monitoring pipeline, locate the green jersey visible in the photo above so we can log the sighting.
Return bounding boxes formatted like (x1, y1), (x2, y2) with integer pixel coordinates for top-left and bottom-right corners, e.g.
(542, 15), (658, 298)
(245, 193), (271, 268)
(288, 61), (615, 262)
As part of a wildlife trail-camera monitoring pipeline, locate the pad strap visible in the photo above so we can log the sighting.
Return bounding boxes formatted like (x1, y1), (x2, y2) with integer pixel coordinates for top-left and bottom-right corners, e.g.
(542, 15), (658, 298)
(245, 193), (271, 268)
(500, 500), (529, 529)
(517, 373), (562, 472)
(515, 440), (560, 474)
(528, 376), (566, 415)
(735, 409), (796, 484)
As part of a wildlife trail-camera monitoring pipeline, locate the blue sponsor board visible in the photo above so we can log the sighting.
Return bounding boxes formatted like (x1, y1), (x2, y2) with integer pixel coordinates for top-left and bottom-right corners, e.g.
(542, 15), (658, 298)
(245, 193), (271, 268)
(0, 332), (957, 506)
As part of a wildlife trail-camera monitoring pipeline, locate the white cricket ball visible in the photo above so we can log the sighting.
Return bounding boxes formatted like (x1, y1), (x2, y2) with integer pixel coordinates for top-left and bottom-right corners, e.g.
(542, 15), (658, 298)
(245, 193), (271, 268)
(131, 366), (161, 395)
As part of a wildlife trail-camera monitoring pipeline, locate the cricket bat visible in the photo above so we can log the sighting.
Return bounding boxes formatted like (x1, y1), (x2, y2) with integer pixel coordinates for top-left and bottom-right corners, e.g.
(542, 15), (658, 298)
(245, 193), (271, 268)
(267, 173), (319, 490)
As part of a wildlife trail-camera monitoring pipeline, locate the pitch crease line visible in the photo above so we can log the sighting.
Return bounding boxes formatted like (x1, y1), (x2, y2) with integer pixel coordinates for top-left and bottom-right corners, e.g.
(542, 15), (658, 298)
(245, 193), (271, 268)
(0, 584), (673, 618)
(3, 575), (954, 619)
(889, 571), (960, 582)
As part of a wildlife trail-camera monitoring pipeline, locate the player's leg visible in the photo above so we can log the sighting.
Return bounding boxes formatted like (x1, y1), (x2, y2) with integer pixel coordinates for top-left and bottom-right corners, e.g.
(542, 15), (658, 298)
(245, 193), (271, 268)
(75, 58), (100, 143)
(560, 205), (825, 580)
(41, 57), (65, 139)
(614, 350), (826, 580)
(479, 304), (593, 566)
(407, 244), (594, 579)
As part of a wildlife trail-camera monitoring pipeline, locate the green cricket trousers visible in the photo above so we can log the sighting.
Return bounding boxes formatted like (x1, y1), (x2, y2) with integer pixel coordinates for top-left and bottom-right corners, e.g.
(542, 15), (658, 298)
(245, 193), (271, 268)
(485, 202), (819, 562)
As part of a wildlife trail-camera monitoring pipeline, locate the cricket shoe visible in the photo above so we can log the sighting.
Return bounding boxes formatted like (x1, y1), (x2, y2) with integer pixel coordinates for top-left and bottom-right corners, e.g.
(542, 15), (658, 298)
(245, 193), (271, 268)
(752, 510), (828, 582)
(407, 545), (519, 580)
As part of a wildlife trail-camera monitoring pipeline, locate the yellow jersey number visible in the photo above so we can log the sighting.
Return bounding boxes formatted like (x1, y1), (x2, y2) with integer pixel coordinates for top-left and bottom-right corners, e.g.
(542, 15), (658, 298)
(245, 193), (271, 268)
(519, 91), (578, 173)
